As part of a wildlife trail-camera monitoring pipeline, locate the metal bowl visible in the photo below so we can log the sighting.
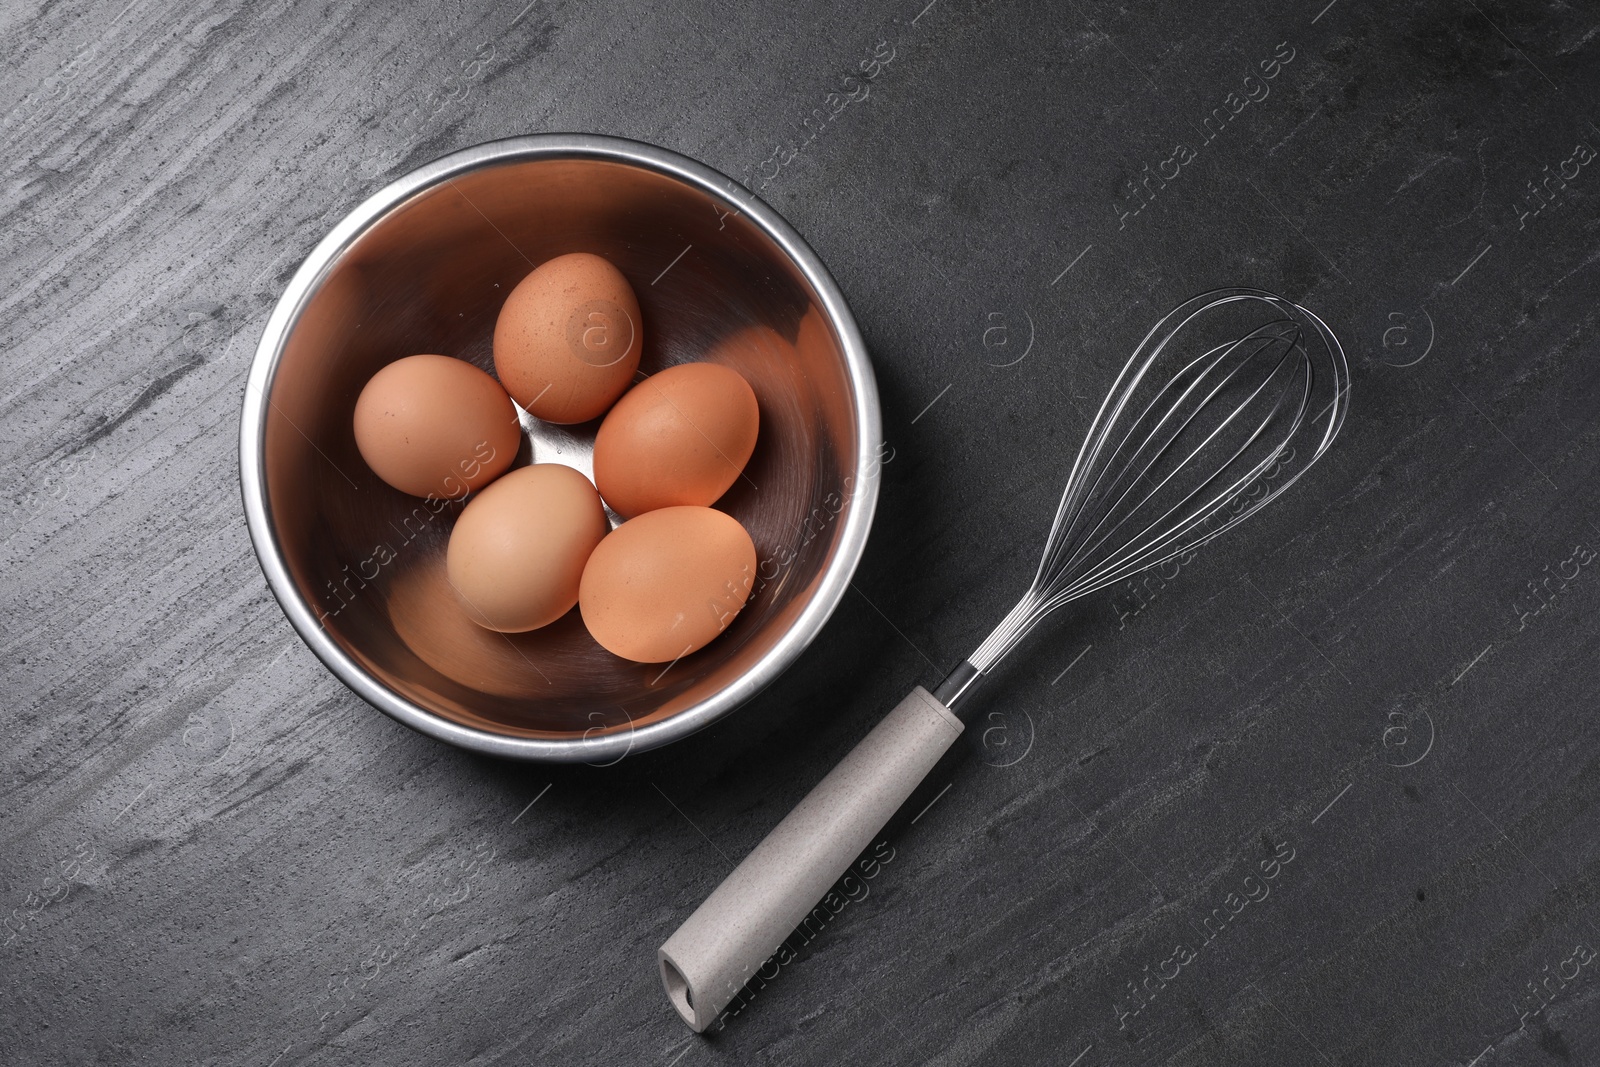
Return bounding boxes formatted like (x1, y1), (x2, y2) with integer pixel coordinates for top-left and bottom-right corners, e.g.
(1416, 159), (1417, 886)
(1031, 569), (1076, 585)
(239, 135), (880, 763)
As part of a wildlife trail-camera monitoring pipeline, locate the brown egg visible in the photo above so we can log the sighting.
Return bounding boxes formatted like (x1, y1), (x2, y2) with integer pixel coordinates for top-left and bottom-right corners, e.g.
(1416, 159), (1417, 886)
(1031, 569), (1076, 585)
(353, 354), (521, 498)
(579, 506), (756, 663)
(493, 252), (643, 424)
(592, 362), (759, 517)
(446, 464), (609, 632)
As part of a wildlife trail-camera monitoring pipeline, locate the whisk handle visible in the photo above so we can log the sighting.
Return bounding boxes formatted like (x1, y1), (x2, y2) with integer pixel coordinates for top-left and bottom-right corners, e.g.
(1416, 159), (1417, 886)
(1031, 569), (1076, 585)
(657, 686), (963, 1031)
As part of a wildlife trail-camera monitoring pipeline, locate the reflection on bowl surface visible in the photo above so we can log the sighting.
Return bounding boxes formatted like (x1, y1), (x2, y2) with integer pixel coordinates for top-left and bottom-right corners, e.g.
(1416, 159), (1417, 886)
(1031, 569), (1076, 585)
(240, 136), (880, 762)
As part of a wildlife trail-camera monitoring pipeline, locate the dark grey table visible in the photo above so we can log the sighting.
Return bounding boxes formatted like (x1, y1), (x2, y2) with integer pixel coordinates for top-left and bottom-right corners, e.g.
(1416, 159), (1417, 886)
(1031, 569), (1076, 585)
(5, 1), (1599, 1063)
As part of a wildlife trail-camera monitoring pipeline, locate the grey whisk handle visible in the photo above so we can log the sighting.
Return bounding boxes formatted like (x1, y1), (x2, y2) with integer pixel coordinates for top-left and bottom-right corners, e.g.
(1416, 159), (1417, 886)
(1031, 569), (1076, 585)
(658, 686), (963, 1031)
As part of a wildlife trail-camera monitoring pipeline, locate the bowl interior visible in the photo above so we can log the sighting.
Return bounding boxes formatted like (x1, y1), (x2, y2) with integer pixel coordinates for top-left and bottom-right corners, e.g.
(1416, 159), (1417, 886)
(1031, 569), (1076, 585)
(261, 152), (867, 741)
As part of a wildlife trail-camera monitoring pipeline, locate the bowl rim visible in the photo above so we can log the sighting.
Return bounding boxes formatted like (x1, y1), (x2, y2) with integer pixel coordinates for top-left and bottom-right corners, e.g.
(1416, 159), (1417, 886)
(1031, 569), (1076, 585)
(238, 133), (882, 763)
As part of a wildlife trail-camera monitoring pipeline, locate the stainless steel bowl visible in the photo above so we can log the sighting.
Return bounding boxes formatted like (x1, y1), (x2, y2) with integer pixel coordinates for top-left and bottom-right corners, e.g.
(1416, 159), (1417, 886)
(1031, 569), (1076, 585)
(239, 135), (880, 762)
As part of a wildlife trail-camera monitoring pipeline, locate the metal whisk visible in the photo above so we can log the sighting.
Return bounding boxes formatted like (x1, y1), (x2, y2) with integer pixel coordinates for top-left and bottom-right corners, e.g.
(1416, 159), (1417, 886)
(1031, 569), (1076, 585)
(659, 288), (1350, 1031)
(937, 287), (1348, 712)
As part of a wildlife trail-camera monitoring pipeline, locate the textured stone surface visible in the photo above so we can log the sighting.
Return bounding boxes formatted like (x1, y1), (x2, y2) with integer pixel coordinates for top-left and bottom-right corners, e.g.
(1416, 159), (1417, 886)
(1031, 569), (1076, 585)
(4, 1), (1600, 1064)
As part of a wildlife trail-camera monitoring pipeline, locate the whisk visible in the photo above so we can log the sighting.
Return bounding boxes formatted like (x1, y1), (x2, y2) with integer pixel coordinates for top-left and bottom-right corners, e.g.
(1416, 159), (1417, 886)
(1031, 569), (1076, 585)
(659, 288), (1350, 1031)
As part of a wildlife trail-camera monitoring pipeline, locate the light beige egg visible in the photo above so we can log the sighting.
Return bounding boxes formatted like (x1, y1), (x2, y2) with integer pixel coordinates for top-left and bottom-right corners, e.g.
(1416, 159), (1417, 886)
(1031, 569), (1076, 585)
(446, 464), (609, 632)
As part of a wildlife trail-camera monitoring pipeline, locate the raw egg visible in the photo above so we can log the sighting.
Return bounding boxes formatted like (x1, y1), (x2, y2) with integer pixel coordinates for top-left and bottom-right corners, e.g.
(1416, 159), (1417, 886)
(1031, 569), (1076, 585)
(592, 362), (760, 517)
(446, 464), (609, 632)
(353, 354), (521, 499)
(579, 506), (757, 663)
(493, 252), (643, 424)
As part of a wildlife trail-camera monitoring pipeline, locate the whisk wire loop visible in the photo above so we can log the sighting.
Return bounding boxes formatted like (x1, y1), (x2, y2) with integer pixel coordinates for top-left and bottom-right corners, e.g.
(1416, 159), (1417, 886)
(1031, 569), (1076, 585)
(1052, 323), (1306, 588)
(965, 289), (1349, 677)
